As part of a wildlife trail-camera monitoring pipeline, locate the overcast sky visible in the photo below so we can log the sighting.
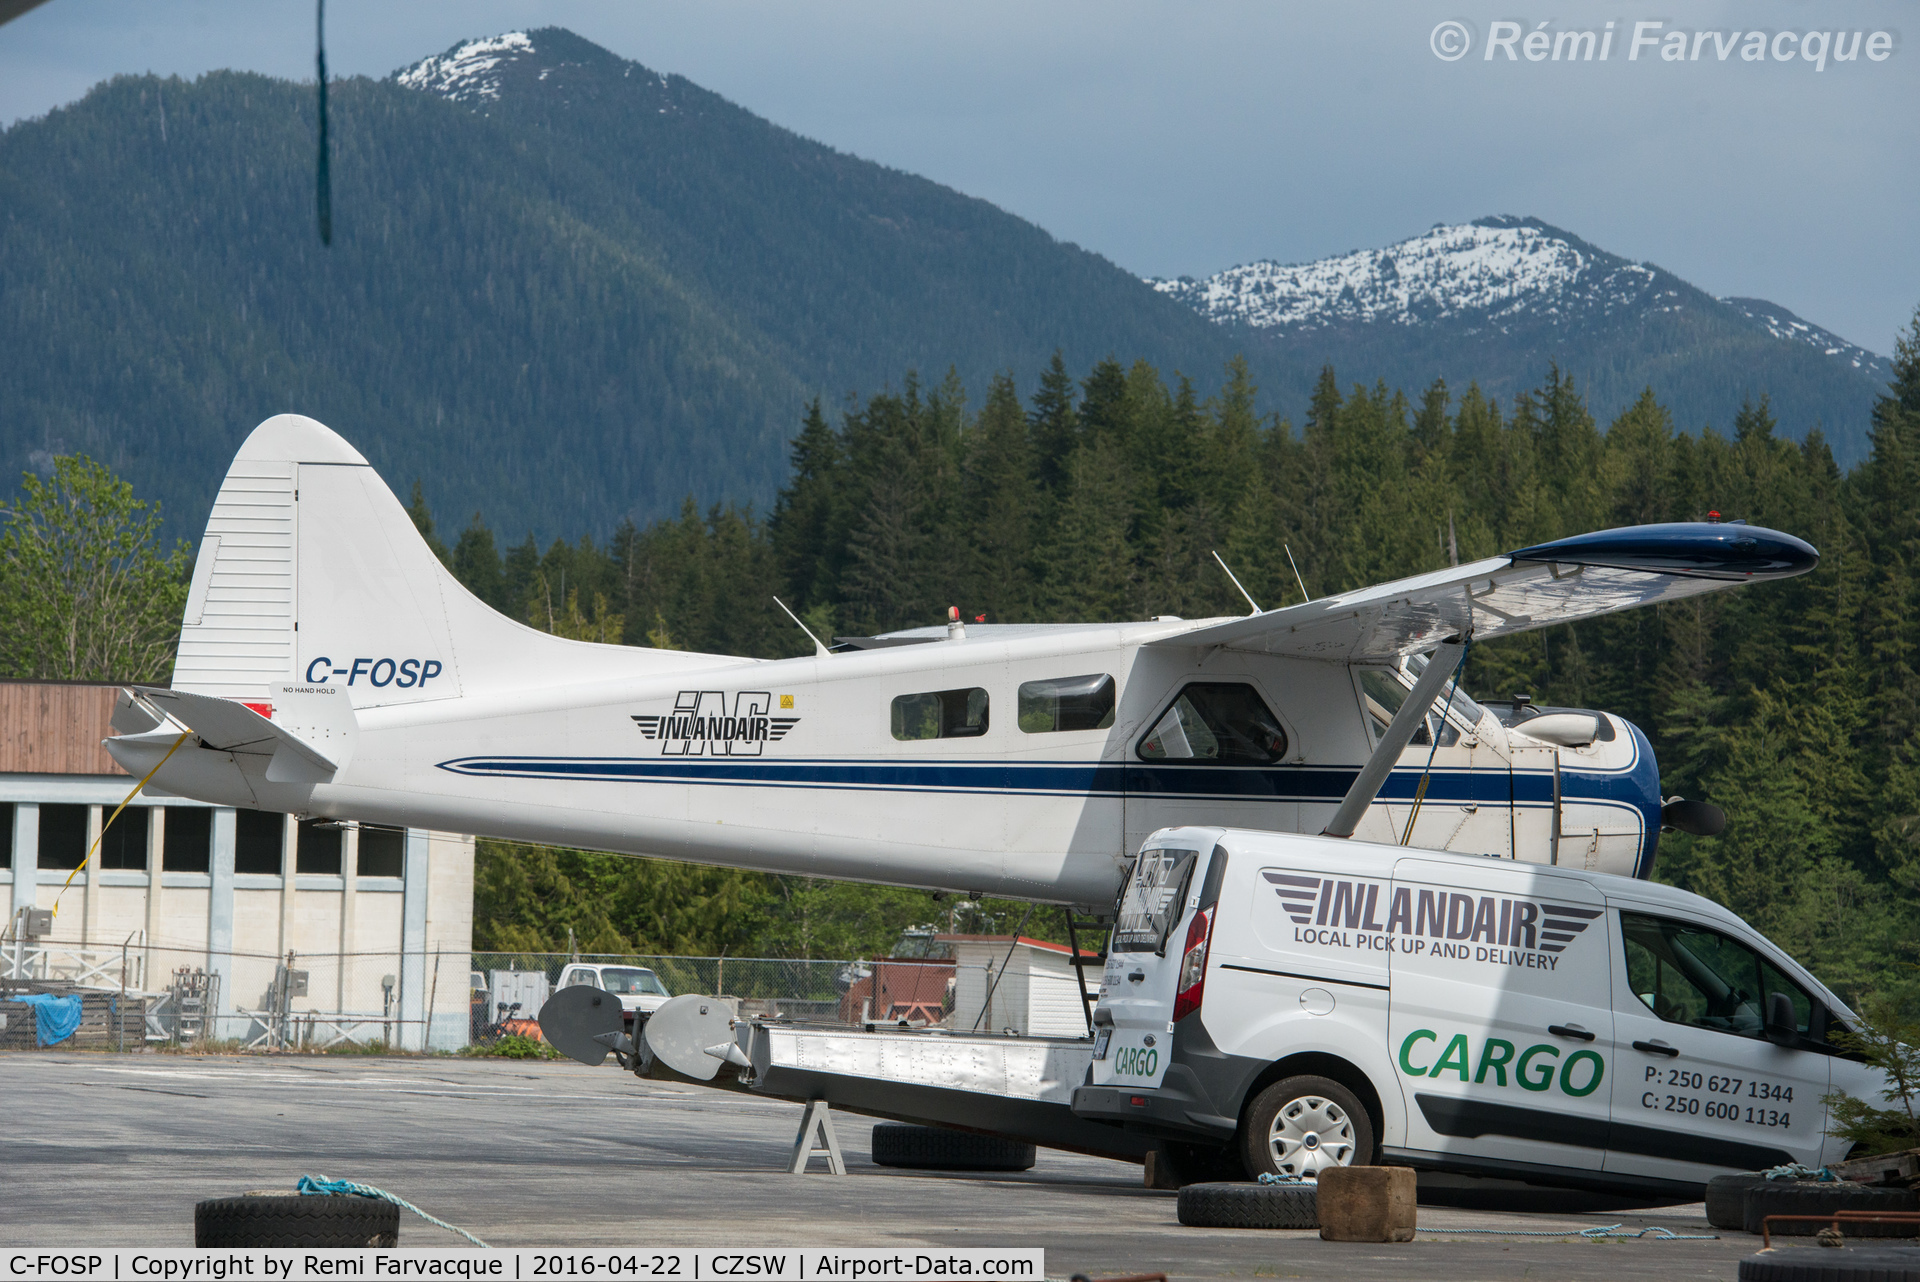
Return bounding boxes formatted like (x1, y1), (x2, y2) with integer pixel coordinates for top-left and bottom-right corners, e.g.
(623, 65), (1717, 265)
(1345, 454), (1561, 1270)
(3, 0), (1914, 354)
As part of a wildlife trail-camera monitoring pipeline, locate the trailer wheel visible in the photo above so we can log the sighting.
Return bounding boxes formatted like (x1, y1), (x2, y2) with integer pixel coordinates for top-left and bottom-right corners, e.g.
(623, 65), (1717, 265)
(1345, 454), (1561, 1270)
(1706, 1174), (1777, 1230)
(1742, 1181), (1919, 1236)
(1176, 1181), (1318, 1230)
(1239, 1075), (1374, 1178)
(869, 1122), (1036, 1171)
(195, 1196), (400, 1247)
(1737, 1247), (1920, 1281)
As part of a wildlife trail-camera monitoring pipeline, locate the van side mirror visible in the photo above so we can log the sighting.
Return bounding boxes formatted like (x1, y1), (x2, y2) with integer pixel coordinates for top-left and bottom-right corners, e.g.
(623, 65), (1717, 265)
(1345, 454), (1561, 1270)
(1764, 991), (1798, 1047)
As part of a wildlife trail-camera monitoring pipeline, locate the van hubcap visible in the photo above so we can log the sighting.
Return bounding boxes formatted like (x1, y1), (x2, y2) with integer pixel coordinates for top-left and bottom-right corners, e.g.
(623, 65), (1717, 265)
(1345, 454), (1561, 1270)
(1268, 1096), (1355, 1175)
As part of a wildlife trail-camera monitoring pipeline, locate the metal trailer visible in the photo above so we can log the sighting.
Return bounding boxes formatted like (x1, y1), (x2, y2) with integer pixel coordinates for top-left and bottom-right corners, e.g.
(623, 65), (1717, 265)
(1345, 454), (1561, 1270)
(546, 988), (1152, 1163)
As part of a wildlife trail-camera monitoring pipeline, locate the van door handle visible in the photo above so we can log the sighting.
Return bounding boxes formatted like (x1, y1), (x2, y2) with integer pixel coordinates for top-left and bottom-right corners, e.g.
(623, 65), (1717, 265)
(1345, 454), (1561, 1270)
(1549, 1024), (1595, 1042)
(1632, 1039), (1680, 1058)
(1127, 971), (1145, 984)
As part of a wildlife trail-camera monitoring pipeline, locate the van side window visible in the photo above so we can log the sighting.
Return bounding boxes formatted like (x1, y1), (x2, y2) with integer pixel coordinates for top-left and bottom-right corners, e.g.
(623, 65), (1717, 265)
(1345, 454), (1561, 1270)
(891, 688), (989, 740)
(1018, 674), (1115, 733)
(1620, 912), (1813, 1038)
(1137, 683), (1288, 764)
(1113, 847), (1198, 955)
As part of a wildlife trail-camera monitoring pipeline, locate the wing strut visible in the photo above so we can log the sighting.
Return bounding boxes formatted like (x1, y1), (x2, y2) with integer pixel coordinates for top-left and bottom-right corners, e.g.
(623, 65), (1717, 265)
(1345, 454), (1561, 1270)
(1323, 638), (1466, 839)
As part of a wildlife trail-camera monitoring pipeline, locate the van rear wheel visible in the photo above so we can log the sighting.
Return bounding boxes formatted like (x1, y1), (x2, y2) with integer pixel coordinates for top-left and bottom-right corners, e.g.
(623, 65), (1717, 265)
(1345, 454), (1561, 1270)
(1240, 1075), (1374, 1178)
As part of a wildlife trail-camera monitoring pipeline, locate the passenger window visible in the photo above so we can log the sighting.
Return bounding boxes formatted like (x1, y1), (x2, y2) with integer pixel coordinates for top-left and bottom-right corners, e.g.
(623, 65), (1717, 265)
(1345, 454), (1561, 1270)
(1018, 674), (1115, 733)
(1620, 913), (1814, 1038)
(1358, 669), (1458, 748)
(1137, 683), (1288, 764)
(891, 688), (989, 740)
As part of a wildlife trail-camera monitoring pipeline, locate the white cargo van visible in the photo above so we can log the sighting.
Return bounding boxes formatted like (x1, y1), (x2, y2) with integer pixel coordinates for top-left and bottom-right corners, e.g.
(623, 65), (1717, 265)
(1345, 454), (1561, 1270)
(1073, 826), (1882, 1198)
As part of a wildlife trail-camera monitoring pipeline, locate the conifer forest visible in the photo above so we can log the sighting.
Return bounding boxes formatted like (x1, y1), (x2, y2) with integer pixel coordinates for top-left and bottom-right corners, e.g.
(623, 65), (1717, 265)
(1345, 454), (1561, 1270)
(388, 324), (1920, 1009)
(10, 329), (1920, 1007)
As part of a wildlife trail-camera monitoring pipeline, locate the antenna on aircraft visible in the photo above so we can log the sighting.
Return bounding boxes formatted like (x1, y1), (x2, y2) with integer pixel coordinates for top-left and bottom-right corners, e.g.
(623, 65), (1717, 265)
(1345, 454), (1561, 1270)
(1210, 551), (1261, 616)
(1285, 545), (1311, 604)
(772, 596), (830, 657)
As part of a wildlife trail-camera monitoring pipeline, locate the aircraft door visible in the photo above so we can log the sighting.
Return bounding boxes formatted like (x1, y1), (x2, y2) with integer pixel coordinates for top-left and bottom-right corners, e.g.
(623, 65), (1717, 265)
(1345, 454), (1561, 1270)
(1388, 860), (1614, 1173)
(1604, 909), (1831, 1181)
(1355, 668), (1502, 855)
(1507, 739), (1558, 864)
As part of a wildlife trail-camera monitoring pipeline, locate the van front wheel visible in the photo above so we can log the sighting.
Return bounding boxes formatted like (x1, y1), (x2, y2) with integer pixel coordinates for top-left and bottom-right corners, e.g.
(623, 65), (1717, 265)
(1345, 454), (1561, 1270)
(1240, 1075), (1375, 1178)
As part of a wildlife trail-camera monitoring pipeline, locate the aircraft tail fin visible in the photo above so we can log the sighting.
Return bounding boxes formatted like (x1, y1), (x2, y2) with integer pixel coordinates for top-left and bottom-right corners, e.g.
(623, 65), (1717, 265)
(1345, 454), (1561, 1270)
(172, 414), (740, 709)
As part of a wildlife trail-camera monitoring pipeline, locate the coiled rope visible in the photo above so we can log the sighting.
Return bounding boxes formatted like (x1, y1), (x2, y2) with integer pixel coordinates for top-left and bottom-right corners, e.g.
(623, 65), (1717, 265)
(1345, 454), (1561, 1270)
(1424, 1223), (1719, 1240)
(296, 1174), (490, 1247)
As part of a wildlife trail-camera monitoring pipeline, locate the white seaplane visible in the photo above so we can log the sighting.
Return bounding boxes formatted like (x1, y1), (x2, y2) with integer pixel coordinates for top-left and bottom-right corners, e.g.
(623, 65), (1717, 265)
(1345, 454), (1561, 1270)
(107, 415), (1817, 907)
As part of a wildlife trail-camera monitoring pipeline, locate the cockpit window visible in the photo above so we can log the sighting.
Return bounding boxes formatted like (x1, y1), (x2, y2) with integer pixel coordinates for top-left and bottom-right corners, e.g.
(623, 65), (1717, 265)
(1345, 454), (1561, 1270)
(1359, 669), (1459, 748)
(1137, 683), (1288, 764)
(891, 688), (989, 740)
(1018, 674), (1116, 733)
(1404, 653), (1488, 729)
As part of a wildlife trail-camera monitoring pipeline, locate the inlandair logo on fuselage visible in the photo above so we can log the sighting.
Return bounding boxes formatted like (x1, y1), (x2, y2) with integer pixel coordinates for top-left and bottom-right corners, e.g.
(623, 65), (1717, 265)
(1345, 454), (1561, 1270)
(632, 691), (799, 757)
(1264, 870), (1602, 968)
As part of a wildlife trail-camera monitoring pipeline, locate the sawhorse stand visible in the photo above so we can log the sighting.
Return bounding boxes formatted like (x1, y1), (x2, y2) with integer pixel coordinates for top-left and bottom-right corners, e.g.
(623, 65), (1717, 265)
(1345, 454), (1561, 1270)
(788, 1098), (846, 1174)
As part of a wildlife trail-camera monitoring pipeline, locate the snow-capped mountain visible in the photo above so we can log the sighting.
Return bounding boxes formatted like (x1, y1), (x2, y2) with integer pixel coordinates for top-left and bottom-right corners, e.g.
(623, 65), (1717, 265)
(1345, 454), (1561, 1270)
(1151, 216), (1887, 456)
(394, 32), (535, 103)
(1151, 216), (1884, 376)
(1150, 218), (1666, 333)
(394, 30), (684, 114)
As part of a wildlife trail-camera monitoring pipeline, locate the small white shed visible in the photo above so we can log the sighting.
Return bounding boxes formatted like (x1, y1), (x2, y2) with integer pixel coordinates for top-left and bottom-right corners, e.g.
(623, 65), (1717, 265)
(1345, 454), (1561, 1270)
(942, 934), (1097, 1036)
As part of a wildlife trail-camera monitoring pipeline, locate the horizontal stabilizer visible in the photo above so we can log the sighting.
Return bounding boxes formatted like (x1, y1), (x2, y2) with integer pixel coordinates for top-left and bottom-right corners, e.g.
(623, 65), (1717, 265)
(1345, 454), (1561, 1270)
(121, 683), (357, 783)
(1152, 522), (1818, 662)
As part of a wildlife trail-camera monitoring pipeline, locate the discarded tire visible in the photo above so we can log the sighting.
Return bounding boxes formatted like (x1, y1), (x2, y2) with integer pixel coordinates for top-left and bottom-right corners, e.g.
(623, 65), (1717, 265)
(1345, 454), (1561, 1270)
(1742, 1182), (1919, 1237)
(196, 1195), (400, 1247)
(1708, 1175), (1781, 1230)
(869, 1123), (1036, 1171)
(1176, 1181), (1318, 1230)
(1737, 1246), (1920, 1281)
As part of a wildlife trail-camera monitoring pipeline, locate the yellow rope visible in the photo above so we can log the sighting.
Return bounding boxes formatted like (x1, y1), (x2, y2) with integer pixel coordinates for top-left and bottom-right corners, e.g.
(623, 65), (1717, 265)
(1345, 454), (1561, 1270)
(51, 731), (190, 919)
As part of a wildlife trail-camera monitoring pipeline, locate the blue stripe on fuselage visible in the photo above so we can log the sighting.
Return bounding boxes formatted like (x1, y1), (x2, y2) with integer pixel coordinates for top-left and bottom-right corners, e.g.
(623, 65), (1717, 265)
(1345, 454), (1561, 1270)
(432, 754), (1656, 818)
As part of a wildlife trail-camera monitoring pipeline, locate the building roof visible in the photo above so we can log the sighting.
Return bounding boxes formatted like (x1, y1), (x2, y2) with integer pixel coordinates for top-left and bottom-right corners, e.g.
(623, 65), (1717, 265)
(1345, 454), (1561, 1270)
(0, 682), (128, 777)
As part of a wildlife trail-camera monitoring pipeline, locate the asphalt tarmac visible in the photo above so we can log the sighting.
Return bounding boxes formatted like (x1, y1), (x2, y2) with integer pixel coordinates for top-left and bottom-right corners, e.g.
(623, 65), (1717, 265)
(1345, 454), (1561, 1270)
(2, 1050), (1797, 1280)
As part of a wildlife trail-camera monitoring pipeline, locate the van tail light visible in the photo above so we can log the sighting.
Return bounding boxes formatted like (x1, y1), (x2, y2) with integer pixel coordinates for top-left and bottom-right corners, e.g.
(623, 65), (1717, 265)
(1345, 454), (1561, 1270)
(1171, 904), (1216, 1023)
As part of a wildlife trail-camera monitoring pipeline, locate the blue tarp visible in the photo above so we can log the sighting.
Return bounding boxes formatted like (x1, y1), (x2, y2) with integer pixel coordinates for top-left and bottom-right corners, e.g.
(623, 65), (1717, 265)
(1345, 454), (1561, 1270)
(8, 993), (83, 1046)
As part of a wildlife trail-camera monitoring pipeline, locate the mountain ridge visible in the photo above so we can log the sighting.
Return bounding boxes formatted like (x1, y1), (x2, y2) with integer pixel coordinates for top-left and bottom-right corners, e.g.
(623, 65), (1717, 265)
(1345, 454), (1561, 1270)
(1149, 215), (1886, 461)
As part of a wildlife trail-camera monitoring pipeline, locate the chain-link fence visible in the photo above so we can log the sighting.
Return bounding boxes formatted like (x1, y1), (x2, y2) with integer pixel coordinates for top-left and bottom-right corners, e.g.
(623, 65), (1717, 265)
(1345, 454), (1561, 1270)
(6, 945), (1003, 1053)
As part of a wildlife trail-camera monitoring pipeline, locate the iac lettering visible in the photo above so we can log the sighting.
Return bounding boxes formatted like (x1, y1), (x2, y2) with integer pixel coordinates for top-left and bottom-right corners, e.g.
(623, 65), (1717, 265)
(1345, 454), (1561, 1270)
(633, 691), (799, 757)
(303, 656), (443, 688)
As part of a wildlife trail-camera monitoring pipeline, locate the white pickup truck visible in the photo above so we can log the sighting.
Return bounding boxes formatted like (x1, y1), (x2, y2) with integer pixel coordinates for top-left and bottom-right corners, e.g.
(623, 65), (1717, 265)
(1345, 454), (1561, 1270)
(556, 963), (674, 1035)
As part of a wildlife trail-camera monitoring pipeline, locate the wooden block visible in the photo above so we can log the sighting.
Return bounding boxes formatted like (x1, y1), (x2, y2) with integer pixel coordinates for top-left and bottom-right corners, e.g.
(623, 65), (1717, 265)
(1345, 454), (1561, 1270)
(1316, 1166), (1417, 1242)
(1832, 1149), (1920, 1186)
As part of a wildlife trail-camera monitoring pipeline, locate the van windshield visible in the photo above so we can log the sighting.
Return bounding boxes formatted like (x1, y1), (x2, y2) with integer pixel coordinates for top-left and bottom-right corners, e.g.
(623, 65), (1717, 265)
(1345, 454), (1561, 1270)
(1113, 847), (1198, 955)
(598, 968), (670, 997)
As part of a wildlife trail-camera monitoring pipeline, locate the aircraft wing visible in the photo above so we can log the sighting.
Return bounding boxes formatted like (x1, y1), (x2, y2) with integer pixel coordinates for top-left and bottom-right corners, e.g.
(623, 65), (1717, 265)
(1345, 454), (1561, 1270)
(1151, 522), (1818, 662)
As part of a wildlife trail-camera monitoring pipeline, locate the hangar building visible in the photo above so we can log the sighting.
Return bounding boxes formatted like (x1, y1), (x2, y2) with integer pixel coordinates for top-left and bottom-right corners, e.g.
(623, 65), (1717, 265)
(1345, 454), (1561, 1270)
(1, 680), (474, 1048)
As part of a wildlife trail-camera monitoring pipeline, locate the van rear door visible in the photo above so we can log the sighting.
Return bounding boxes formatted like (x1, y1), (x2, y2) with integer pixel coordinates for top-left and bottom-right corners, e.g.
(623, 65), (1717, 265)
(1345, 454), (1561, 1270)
(1091, 841), (1213, 1091)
